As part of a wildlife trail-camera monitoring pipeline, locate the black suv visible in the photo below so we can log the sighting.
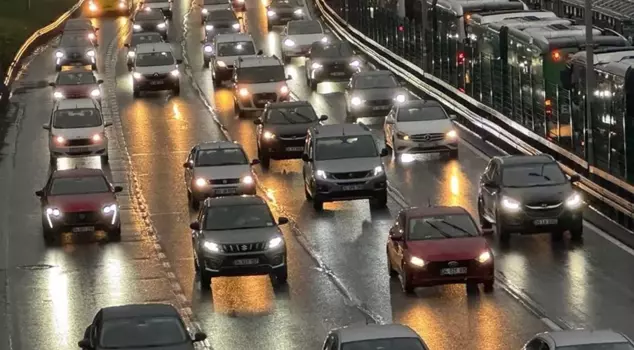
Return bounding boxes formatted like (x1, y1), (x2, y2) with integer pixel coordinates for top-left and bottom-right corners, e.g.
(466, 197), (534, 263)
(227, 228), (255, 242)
(477, 155), (583, 242)
(254, 101), (327, 167)
(304, 40), (360, 90)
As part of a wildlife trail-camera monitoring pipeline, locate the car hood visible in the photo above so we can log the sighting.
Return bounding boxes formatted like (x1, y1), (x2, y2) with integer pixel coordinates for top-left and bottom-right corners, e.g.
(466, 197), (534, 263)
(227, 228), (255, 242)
(51, 125), (104, 138)
(60, 46), (94, 54)
(135, 64), (175, 74)
(97, 343), (194, 350)
(216, 54), (258, 65)
(396, 120), (453, 135)
(193, 164), (251, 180)
(241, 81), (286, 93)
(314, 157), (381, 173)
(407, 237), (489, 261)
(284, 33), (325, 46)
(57, 83), (99, 94)
(351, 87), (405, 101)
(202, 226), (281, 244)
(502, 183), (572, 205)
(144, 1), (170, 7)
(136, 19), (162, 26)
(264, 122), (315, 136)
(48, 193), (116, 212)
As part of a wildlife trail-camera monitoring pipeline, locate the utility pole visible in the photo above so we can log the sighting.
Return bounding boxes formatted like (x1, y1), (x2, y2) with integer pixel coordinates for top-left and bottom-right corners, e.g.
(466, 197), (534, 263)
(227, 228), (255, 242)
(584, 0), (594, 166)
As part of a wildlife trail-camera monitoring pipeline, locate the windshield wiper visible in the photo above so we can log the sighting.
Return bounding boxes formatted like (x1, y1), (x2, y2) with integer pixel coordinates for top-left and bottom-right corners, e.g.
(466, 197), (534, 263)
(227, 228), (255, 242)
(291, 110), (314, 122)
(277, 110), (298, 124)
(436, 220), (475, 237)
(527, 172), (551, 181)
(424, 221), (453, 239)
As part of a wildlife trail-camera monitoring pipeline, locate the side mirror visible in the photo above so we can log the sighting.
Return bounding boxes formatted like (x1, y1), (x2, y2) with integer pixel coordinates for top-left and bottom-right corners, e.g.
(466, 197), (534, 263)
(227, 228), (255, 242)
(48, 82), (56, 87)
(42, 124), (50, 130)
(193, 332), (207, 342)
(124, 43), (130, 48)
(278, 217), (289, 225)
(301, 153), (311, 162)
(114, 186), (123, 192)
(190, 222), (201, 230)
(97, 79), (104, 84)
(380, 148), (388, 157)
(390, 233), (403, 241)
(449, 114), (457, 120)
(183, 162), (191, 168)
(253, 118), (262, 125)
(257, 49), (263, 55)
(176, 59), (183, 64)
(104, 121), (113, 127)
(250, 159), (260, 165)
(286, 74), (292, 80)
(319, 115), (328, 121)
(484, 180), (498, 188)
(78, 339), (91, 349)
(35, 190), (44, 197)
(570, 174), (581, 183)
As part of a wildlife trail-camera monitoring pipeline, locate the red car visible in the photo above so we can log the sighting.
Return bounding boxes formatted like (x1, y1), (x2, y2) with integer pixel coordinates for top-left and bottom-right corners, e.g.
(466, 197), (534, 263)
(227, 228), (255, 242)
(49, 68), (103, 103)
(231, 0), (246, 11)
(386, 206), (494, 294)
(35, 168), (123, 244)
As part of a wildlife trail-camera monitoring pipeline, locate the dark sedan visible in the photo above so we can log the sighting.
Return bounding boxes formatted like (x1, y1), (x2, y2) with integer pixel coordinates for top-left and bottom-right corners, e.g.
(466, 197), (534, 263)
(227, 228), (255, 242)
(344, 70), (407, 121)
(132, 8), (168, 40)
(305, 40), (361, 89)
(54, 32), (98, 71)
(266, 0), (305, 30)
(204, 9), (242, 39)
(50, 68), (103, 102)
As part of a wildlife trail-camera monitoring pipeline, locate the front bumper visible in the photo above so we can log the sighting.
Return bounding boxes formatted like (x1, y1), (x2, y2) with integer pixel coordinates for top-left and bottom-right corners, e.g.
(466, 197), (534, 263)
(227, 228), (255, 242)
(43, 210), (120, 232)
(314, 175), (387, 202)
(348, 102), (393, 117)
(282, 44), (311, 57)
(235, 91), (290, 111)
(133, 75), (179, 91)
(191, 182), (256, 200)
(498, 206), (583, 234)
(211, 63), (234, 81)
(309, 65), (358, 82)
(406, 259), (494, 287)
(50, 141), (107, 158)
(258, 136), (305, 160)
(200, 249), (286, 276)
(56, 56), (95, 68)
(394, 136), (458, 154)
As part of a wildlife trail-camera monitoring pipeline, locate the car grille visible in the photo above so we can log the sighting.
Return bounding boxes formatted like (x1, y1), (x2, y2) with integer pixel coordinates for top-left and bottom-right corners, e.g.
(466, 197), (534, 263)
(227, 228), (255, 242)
(325, 62), (348, 71)
(365, 99), (392, 106)
(254, 93), (278, 108)
(64, 211), (99, 225)
(144, 73), (169, 79)
(141, 23), (158, 30)
(410, 133), (445, 142)
(524, 202), (565, 218)
(222, 242), (266, 253)
(330, 170), (371, 179)
(67, 138), (93, 146)
(208, 178), (240, 185)
(70, 52), (82, 59)
(65, 92), (88, 98)
(278, 134), (306, 140)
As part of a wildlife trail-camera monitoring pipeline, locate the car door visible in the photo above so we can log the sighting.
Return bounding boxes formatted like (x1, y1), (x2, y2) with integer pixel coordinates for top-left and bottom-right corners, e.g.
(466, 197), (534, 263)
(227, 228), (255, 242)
(302, 134), (314, 188)
(184, 146), (198, 189)
(480, 160), (499, 218)
(192, 205), (206, 251)
(387, 210), (405, 270)
(384, 106), (397, 143)
(344, 78), (354, 108)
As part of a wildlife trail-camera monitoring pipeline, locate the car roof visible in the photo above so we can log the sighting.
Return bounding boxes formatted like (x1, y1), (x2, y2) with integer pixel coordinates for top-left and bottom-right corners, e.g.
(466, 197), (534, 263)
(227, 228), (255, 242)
(135, 42), (173, 54)
(311, 123), (371, 138)
(52, 168), (105, 178)
(404, 206), (470, 218)
(267, 100), (311, 108)
(540, 330), (631, 347)
(354, 70), (393, 77)
(398, 99), (443, 108)
(497, 154), (555, 166)
(196, 141), (242, 150)
(55, 98), (98, 110)
(101, 303), (180, 320)
(215, 33), (253, 43)
(204, 195), (267, 207)
(334, 324), (421, 343)
(237, 55), (281, 67)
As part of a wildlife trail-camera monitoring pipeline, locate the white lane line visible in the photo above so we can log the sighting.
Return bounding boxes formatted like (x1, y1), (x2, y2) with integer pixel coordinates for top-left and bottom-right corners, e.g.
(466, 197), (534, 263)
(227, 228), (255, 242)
(583, 219), (634, 257)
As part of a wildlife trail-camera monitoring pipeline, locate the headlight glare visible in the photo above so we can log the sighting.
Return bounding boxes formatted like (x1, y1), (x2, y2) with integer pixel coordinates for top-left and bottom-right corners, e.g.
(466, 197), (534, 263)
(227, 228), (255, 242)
(195, 178), (207, 187)
(280, 85), (289, 94)
(102, 204), (117, 214)
(205, 25), (213, 30)
(55, 51), (64, 58)
(349, 60), (360, 67)
(232, 23), (240, 29)
(203, 241), (221, 252)
(294, 8), (303, 15)
(263, 131), (275, 140)
(397, 132), (410, 141)
(241, 175), (254, 184)
(395, 94), (406, 103)
(501, 196), (521, 212)
(216, 60), (227, 67)
(410, 256), (425, 267)
(170, 69), (179, 77)
(239, 87), (249, 97)
(133, 24), (141, 30)
(157, 23), (166, 29)
(268, 236), (283, 249)
(55, 136), (65, 144)
(128, 51), (136, 57)
(320, 36), (328, 43)
(373, 165), (383, 176)
(311, 62), (323, 69)
(87, 50), (96, 57)
(88, 33), (95, 40)
(89, 2), (98, 11)
(477, 251), (491, 263)
(565, 192), (582, 209)
(46, 207), (62, 217)
(284, 39), (295, 47)
(267, 10), (276, 16)
(204, 45), (212, 53)
(53, 91), (64, 99)
(316, 169), (327, 179)
(90, 89), (101, 97)
(92, 133), (102, 141)
(133, 72), (142, 79)
(350, 97), (362, 106)
(446, 130), (457, 138)
(202, 8), (208, 14)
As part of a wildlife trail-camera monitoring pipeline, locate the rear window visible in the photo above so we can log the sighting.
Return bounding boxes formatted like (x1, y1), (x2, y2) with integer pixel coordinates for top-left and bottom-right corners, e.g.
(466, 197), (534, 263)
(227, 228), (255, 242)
(50, 176), (109, 195)
(217, 41), (256, 56)
(135, 10), (164, 20)
(60, 34), (92, 46)
(131, 33), (163, 46)
(208, 10), (236, 21)
(354, 74), (398, 89)
(311, 42), (354, 58)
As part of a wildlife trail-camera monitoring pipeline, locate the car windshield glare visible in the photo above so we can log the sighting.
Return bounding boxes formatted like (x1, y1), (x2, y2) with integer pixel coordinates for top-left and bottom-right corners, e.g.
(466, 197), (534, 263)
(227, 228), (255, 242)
(288, 21), (322, 34)
(557, 344), (634, 350)
(131, 33), (163, 46)
(61, 35), (91, 47)
(203, 204), (275, 230)
(354, 74), (398, 89)
(315, 135), (378, 160)
(136, 51), (175, 66)
(50, 176), (110, 195)
(408, 214), (479, 240)
(398, 106), (447, 122)
(195, 148), (247, 166)
(57, 72), (96, 85)
(502, 163), (567, 187)
(312, 43), (353, 58)
(237, 65), (285, 83)
(53, 109), (101, 129)
(342, 338), (428, 350)
(99, 316), (188, 348)
(217, 41), (256, 56)
(267, 106), (317, 124)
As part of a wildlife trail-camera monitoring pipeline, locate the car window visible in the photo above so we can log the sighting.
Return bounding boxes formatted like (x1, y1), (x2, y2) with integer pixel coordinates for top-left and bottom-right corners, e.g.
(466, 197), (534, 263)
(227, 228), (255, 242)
(408, 214), (479, 240)
(311, 42), (354, 58)
(208, 10), (236, 20)
(50, 176), (109, 195)
(353, 74), (398, 89)
(315, 135), (378, 160)
(195, 148), (248, 166)
(266, 105), (318, 124)
(501, 163), (567, 187)
(557, 343), (634, 350)
(397, 106), (447, 122)
(217, 41), (256, 56)
(341, 338), (428, 350)
(99, 316), (188, 348)
(203, 203), (275, 230)
(130, 33), (163, 46)
(237, 65), (285, 83)
(135, 51), (175, 66)
(60, 34), (92, 46)
(53, 109), (101, 128)
(288, 21), (322, 34)
(134, 10), (164, 20)
(57, 72), (96, 85)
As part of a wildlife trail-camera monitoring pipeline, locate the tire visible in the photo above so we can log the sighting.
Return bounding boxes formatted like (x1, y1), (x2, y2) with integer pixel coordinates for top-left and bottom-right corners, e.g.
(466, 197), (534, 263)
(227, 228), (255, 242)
(91, 63), (97, 71)
(551, 230), (564, 241)
(448, 149), (459, 159)
(213, 76), (221, 88)
(49, 154), (56, 166)
(478, 198), (492, 230)
(133, 88), (140, 98)
(108, 226), (122, 241)
(127, 64), (132, 72)
(273, 266), (288, 284)
(345, 111), (355, 123)
(312, 196), (324, 211)
(55, 65), (61, 72)
(400, 264), (414, 294)
(238, 109), (247, 119)
(283, 55), (290, 64)
(466, 282), (478, 294)
(371, 191), (388, 209)
(203, 59), (210, 68)
(309, 79), (317, 91)
(101, 154), (109, 164)
(495, 210), (510, 243)
(42, 224), (58, 245)
(387, 251), (398, 277)
(190, 194), (200, 211)
(483, 281), (494, 293)
(260, 152), (271, 169)
(570, 221), (583, 241)
(200, 270), (212, 290)
(172, 86), (180, 96)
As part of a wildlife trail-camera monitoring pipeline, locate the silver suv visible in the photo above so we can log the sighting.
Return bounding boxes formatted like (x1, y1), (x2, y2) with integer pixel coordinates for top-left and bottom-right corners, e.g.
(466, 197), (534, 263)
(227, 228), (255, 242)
(302, 124), (388, 211)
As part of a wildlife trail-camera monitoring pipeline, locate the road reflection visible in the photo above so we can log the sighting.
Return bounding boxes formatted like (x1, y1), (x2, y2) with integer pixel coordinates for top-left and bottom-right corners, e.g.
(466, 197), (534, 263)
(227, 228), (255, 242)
(211, 276), (276, 316)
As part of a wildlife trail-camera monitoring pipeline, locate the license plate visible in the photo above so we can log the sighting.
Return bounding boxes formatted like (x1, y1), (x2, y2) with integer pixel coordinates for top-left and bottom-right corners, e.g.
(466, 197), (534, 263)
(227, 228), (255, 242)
(331, 72), (345, 76)
(372, 106), (389, 110)
(534, 218), (558, 225)
(258, 99), (272, 103)
(150, 80), (163, 85)
(342, 185), (363, 191)
(72, 226), (95, 233)
(215, 188), (237, 195)
(285, 146), (303, 152)
(70, 147), (91, 153)
(440, 267), (467, 275)
(233, 258), (259, 266)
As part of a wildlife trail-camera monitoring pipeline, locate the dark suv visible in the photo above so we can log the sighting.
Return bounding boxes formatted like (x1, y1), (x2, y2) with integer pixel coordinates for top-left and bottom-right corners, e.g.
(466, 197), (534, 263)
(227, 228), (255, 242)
(304, 40), (360, 90)
(477, 155), (583, 242)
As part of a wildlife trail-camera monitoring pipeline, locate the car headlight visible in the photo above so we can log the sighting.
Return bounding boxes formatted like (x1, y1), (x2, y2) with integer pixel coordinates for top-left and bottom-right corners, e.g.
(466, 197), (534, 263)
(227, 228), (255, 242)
(349, 60), (360, 67)
(203, 241), (221, 252)
(501, 196), (521, 212)
(396, 131), (410, 141)
(54, 135), (66, 144)
(284, 39), (295, 47)
(311, 62), (322, 69)
(170, 69), (179, 77)
(263, 131), (275, 140)
(241, 175), (254, 184)
(128, 51), (136, 57)
(238, 87), (249, 97)
(195, 178), (207, 187)
(133, 24), (141, 30)
(267, 10), (276, 16)
(157, 22), (166, 29)
(410, 256), (425, 267)
(53, 91), (64, 99)
(118, 2), (126, 8)
(294, 8), (303, 15)
(565, 192), (582, 209)
(394, 94), (406, 103)
(204, 45), (213, 53)
(89, 2), (98, 11)
(373, 165), (383, 176)
(350, 96), (362, 106)
(268, 236), (283, 249)
(86, 50), (96, 57)
(133, 72), (142, 79)
(205, 25), (213, 31)
(320, 36), (328, 43)
(55, 51), (64, 58)
(92, 133), (102, 142)
(88, 33), (95, 40)
(202, 8), (208, 14)
(90, 89), (101, 97)
(280, 85), (289, 94)
(476, 251), (491, 263)
(232, 23), (240, 29)
(102, 204), (117, 214)
(446, 130), (457, 139)
(46, 207), (62, 217)
(216, 60), (227, 67)
(316, 169), (328, 179)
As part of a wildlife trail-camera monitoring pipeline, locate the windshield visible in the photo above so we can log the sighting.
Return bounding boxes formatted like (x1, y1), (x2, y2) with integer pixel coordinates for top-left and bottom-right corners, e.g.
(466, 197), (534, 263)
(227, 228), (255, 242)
(237, 65), (285, 83)
(135, 11), (164, 20)
(312, 42), (353, 58)
(60, 35), (91, 47)
(557, 344), (634, 350)
(502, 163), (568, 187)
(408, 214), (479, 240)
(64, 21), (91, 31)
(354, 74), (398, 89)
(203, 204), (275, 230)
(50, 176), (109, 195)
(209, 10), (236, 21)
(217, 41), (256, 56)
(99, 316), (188, 348)
(266, 105), (317, 124)
(57, 72), (96, 85)
(53, 109), (101, 128)
(315, 135), (378, 160)
(131, 33), (163, 46)
(195, 148), (247, 166)
(342, 338), (428, 350)
(136, 51), (175, 66)
(288, 21), (322, 34)
(398, 106), (447, 122)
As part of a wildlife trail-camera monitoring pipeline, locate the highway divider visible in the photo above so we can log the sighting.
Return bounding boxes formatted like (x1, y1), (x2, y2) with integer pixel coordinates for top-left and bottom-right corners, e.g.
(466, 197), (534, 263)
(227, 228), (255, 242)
(314, 0), (634, 234)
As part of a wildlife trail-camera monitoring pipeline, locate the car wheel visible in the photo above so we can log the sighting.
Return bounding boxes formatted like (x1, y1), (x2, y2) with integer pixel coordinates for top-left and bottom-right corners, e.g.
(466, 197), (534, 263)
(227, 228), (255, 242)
(133, 88), (140, 98)
(344, 111), (355, 123)
(495, 210), (510, 243)
(101, 154), (109, 164)
(273, 266), (288, 284)
(172, 86), (180, 96)
(55, 65), (61, 72)
(483, 281), (494, 293)
(400, 264), (414, 294)
(570, 221), (583, 241)
(309, 79), (317, 91)
(466, 282), (478, 294)
(108, 226), (122, 241)
(387, 250), (397, 277)
(260, 153), (271, 169)
(312, 196), (324, 211)
(42, 220), (58, 245)
(478, 198), (492, 230)
(213, 76), (222, 88)
(551, 230), (564, 241)
(127, 64), (132, 72)
(49, 154), (56, 166)
(200, 270), (212, 290)
(304, 182), (312, 201)
(371, 191), (388, 209)
(448, 149), (459, 159)
(190, 195), (200, 211)
(203, 59), (210, 68)
(283, 55), (290, 64)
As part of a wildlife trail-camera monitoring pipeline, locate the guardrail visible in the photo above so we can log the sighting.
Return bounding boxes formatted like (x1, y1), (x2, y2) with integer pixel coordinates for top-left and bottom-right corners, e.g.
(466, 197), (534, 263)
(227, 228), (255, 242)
(314, 0), (634, 231)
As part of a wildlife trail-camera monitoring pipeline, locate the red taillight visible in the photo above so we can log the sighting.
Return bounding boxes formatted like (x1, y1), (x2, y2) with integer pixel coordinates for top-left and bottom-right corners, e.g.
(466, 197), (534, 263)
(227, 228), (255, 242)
(398, 25), (404, 32)
(545, 99), (553, 116)
(551, 51), (561, 61)
(457, 52), (465, 64)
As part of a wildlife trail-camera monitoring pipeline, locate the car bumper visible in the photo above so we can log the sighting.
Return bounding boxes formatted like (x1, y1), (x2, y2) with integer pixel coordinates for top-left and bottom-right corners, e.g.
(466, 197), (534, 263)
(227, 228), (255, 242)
(56, 57), (95, 67)
(192, 183), (256, 200)
(498, 207), (582, 234)
(235, 93), (290, 111)
(44, 211), (120, 232)
(394, 137), (458, 154)
(201, 251), (286, 276)
(259, 138), (305, 159)
(282, 45), (311, 57)
(50, 144), (107, 157)
(309, 67), (356, 82)
(407, 261), (494, 287)
(314, 176), (387, 202)
(212, 65), (234, 80)
(133, 77), (179, 91)
(348, 104), (393, 117)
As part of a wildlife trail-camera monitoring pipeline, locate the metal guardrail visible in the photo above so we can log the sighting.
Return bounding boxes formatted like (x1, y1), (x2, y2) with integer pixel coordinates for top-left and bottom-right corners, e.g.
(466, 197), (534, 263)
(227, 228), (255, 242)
(314, 0), (634, 226)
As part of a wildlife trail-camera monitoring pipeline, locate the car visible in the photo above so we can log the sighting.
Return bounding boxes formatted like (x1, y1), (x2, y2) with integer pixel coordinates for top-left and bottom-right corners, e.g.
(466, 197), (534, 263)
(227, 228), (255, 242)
(324, 324), (429, 350)
(477, 155), (584, 242)
(384, 99), (459, 158)
(523, 329), (634, 349)
(266, 0), (306, 30)
(203, 9), (242, 40)
(305, 40), (361, 90)
(254, 101), (327, 168)
(345, 70), (407, 122)
(386, 206), (495, 293)
(200, 0), (231, 24)
(140, 0), (172, 18)
(124, 32), (164, 70)
(62, 18), (99, 40)
(302, 123), (389, 211)
(232, 55), (291, 118)
(190, 195), (289, 289)
(54, 32), (98, 71)
(132, 7), (168, 40)
(43, 98), (111, 164)
(230, 0), (245, 12)
(131, 42), (182, 97)
(86, 0), (131, 16)
(183, 141), (259, 209)
(49, 68), (103, 103)
(203, 33), (261, 85)
(35, 168), (123, 243)
(78, 304), (207, 350)
(280, 19), (328, 63)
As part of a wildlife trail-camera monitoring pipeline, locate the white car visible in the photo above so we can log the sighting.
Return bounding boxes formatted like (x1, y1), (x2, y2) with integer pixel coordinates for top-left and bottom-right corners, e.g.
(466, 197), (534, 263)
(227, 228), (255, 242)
(384, 99), (459, 159)
(232, 55), (292, 118)
(523, 329), (634, 349)
(203, 33), (261, 86)
(43, 98), (112, 164)
(280, 20), (328, 63)
(141, 0), (172, 18)
(183, 141), (260, 209)
(131, 42), (182, 97)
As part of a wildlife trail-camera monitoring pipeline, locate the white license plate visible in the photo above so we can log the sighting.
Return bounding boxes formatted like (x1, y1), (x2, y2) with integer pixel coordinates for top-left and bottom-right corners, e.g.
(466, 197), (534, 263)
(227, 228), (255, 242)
(233, 258), (259, 266)
(331, 72), (345, 76)
(440, 267), (467, 275)
(72, 226), (95, 233)
(150, 80), (163, 85)
(372, 106), (389, 110)
(215, 188), (237, 195)
(342, 185), (363, 191)
(534, 218), (558, 225)
(285, 146), (303, 152)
